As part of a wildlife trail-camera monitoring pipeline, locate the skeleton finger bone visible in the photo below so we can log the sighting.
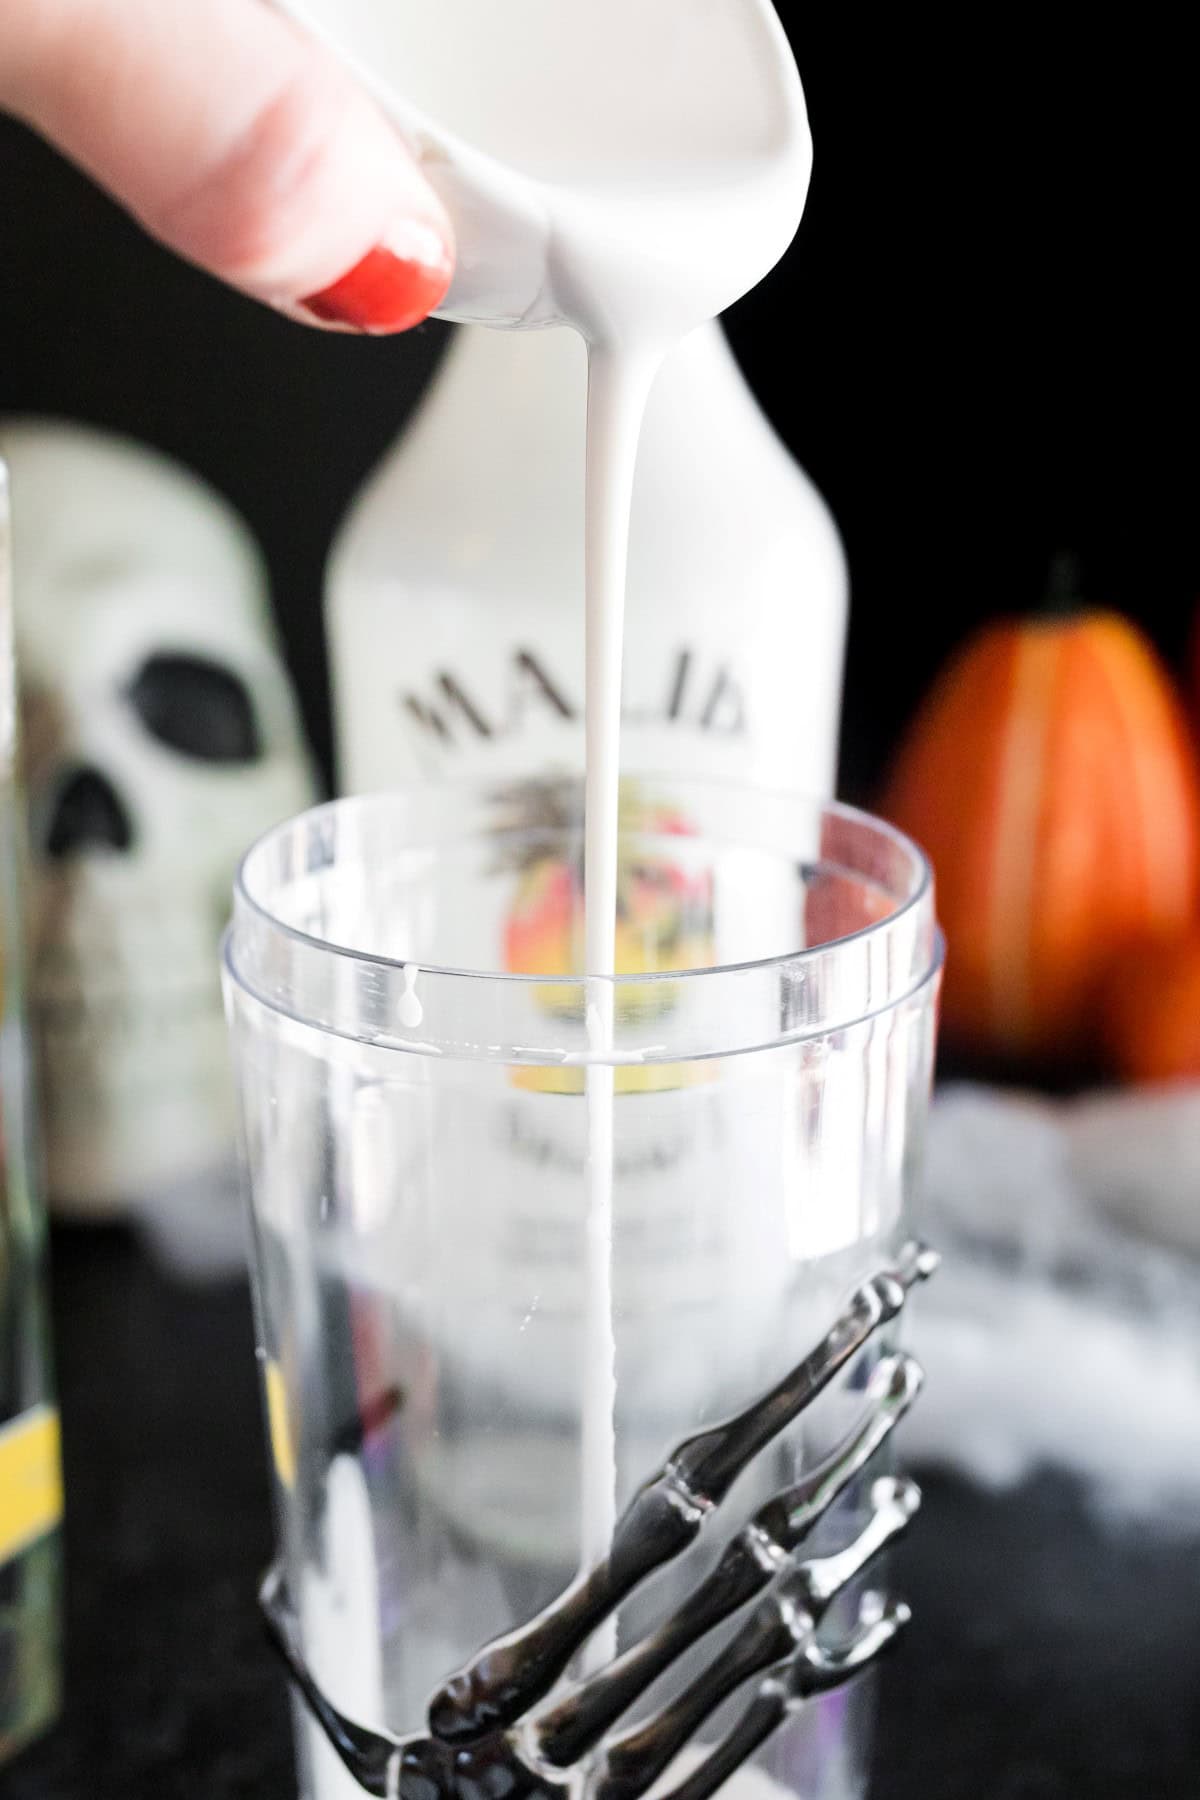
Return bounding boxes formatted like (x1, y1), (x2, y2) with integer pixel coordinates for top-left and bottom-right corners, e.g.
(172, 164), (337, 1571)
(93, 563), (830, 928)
(660, 1594), (912, 1800)
(260, 1562), (401, 1796)
(591, 1476), (920, 1800)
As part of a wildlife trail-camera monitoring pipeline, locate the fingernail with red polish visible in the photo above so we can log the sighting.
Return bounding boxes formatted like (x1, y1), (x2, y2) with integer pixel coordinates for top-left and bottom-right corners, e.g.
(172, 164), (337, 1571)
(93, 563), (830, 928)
(300, 220), (453, 334)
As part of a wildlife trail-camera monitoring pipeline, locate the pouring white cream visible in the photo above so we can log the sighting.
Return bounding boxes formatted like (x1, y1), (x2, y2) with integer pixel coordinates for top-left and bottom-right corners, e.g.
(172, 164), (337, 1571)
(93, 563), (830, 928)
(272, 0), (812, 1652)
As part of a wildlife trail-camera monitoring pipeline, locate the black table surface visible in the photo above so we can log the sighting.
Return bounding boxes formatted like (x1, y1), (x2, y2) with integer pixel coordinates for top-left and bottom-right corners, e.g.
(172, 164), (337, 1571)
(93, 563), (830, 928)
(6, 1229), (1200, 1800)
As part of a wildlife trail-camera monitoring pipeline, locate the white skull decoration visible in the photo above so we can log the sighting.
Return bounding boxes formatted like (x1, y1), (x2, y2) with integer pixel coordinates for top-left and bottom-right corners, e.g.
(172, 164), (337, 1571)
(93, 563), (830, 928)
(0, 420), (316, 1218)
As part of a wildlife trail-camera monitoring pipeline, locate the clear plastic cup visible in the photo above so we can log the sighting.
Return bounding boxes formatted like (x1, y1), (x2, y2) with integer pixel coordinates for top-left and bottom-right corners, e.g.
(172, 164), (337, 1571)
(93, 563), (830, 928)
(223, 775), (941, 1800)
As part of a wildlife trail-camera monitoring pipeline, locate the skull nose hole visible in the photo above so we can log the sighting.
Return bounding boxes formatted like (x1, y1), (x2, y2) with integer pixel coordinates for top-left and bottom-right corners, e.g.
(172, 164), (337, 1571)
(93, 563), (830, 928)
(45, 767), (134, 858)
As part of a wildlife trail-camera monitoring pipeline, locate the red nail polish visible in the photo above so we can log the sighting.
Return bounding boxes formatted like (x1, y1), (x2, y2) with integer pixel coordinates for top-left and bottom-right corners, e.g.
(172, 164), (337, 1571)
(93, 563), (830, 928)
(301, 222), (453, 334)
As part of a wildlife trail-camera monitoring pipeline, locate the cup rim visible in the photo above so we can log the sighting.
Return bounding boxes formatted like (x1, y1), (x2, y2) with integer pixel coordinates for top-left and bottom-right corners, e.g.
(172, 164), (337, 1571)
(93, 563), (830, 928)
(225, 777), (941, 1061)
(232, 776), (935, 991)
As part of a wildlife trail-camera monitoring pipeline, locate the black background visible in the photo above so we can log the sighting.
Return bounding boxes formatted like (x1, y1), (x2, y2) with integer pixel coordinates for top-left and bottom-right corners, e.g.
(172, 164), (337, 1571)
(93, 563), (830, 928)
(2, 14), (1198, 801)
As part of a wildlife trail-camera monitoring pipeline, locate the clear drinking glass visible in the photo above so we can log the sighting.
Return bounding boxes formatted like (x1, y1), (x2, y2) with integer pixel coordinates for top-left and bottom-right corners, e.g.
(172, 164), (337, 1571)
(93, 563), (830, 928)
(224, 775), (941, 1800)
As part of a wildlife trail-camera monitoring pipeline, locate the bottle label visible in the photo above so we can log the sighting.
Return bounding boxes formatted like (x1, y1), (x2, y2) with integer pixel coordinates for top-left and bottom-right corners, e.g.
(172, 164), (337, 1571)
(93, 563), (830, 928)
(0, 1405), (62, 1568)
(399, 648), (744, 759)
(337, 600), (783, 790)
(396, 644), (750, 775)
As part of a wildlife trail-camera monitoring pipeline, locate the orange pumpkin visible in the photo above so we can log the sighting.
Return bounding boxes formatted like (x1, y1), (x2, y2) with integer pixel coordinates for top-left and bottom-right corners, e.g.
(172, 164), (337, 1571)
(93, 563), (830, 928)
(883, 610), (1200, 1061)
(1101, 930), (1200, 1083)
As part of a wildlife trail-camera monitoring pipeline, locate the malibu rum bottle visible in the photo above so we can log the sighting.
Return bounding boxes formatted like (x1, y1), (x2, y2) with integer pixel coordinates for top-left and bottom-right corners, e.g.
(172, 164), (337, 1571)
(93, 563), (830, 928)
(326, 322), (847, 797)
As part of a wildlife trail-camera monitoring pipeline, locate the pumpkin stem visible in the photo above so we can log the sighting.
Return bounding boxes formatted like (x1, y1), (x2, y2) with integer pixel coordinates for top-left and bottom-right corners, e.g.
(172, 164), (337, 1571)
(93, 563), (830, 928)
(1042, 551), (1086, 618)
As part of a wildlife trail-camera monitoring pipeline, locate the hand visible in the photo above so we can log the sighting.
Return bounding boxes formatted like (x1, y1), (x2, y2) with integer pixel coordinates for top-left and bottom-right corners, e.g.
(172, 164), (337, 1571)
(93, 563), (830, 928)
(0, 0), (455, 333)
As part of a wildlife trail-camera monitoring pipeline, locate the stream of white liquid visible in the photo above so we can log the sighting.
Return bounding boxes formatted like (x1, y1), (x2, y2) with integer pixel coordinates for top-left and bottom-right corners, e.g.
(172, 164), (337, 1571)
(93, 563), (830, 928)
(544, 172), (804, 1672)
(578, 345), (662, 1653)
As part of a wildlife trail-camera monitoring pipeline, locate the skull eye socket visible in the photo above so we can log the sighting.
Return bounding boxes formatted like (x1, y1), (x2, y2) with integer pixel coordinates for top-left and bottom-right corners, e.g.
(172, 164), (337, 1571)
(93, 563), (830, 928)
(127, 653), (263, 763)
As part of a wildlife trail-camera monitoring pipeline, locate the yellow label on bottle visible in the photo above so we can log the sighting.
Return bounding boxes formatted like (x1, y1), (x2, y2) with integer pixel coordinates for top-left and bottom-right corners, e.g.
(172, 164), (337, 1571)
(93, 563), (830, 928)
(0, 1405), (62, 1567)
(264, 1359), (296, 1492)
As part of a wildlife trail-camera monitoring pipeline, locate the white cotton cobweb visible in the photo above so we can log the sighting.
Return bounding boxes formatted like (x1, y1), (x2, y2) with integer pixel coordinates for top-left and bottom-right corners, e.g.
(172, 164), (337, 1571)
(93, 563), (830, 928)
(907, 1083), (1200, 1527)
